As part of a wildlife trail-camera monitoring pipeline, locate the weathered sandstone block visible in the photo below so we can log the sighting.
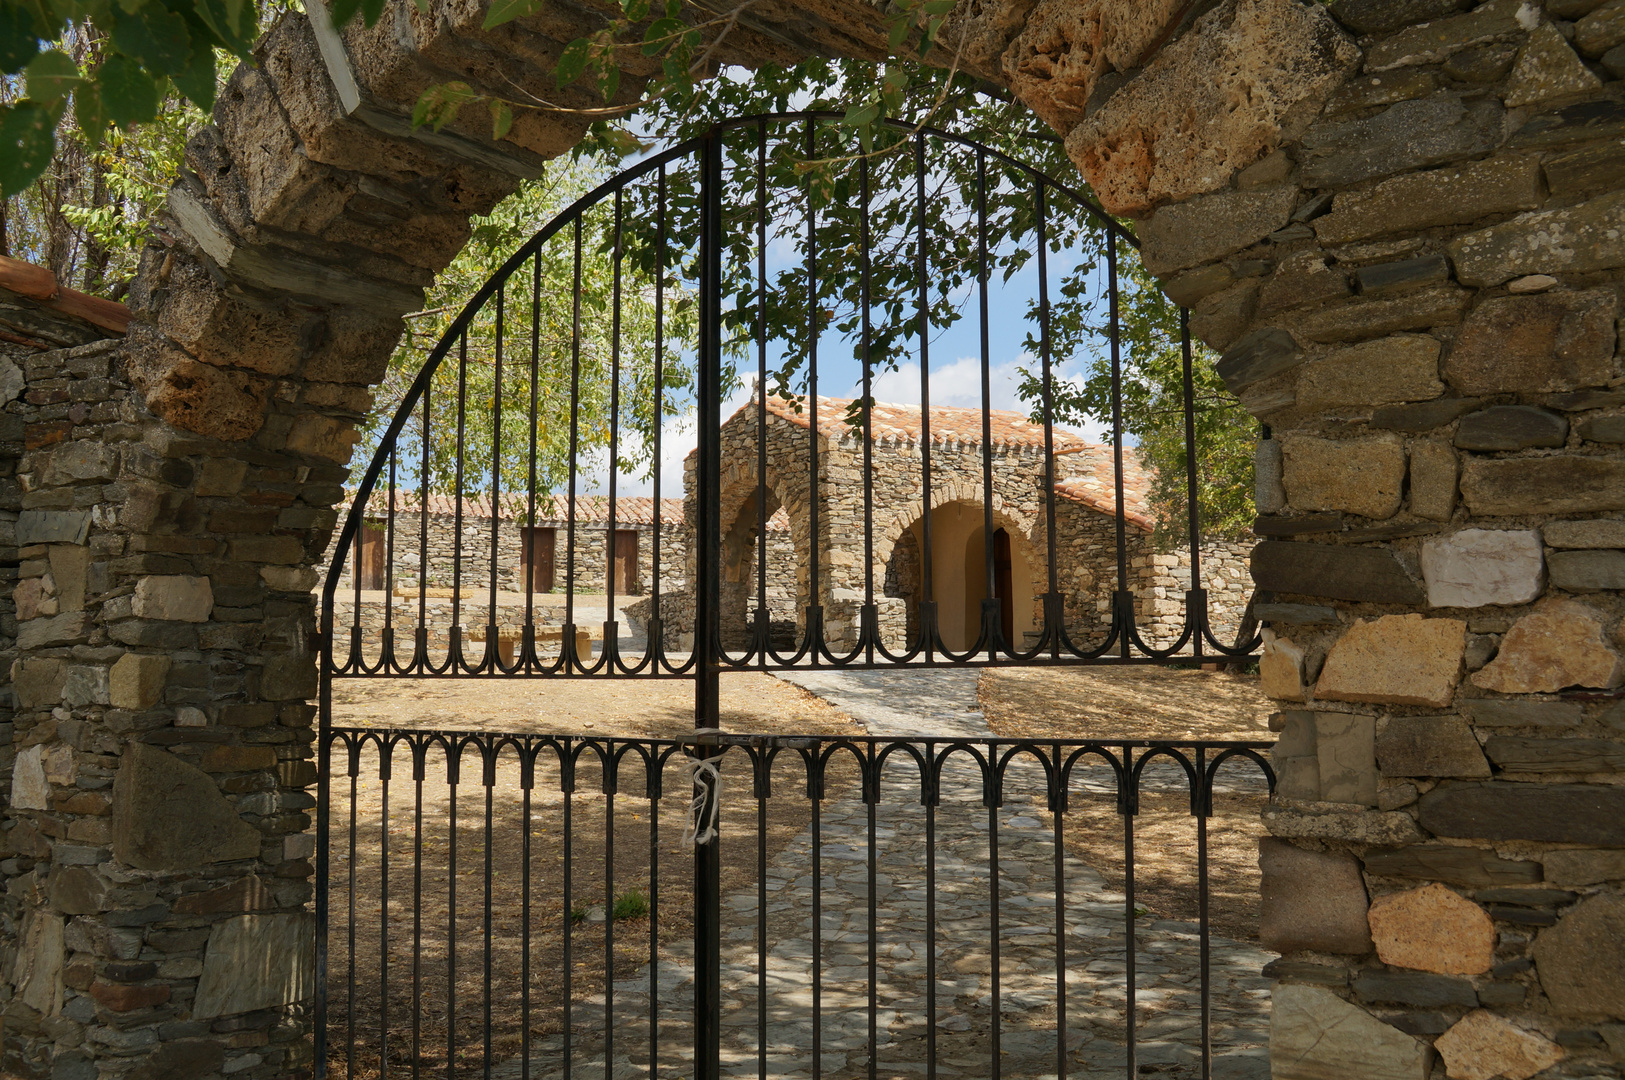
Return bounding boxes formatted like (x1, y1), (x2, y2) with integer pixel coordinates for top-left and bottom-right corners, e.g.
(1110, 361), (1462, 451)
(1368, 883), (1495, 975)
(1260, 838), (1373, 954)
(1298, 92), (1502, 188)
(1453, 405), (1568, 450)
(1533, 894), (1625, 1018)
(110, 744), (262, 871)
(1418, 782), (1625, 845)
(1506, 22), (1600, 105)
(1449, 190), (1625, 286)
(1471, 597), (1624, 693)
(1443, 287), (1617, 394)
(1419, 529), (1544, 608)
(1066, 0), (1358, 214)
(1250, 541), (1425, 604)
(1376, 715), (1490, 778)
(1484, 735), (1625, 773)
(1270, 984), (1432, 1080)
(1261, 631), (1308, 700)
(1316, 614), (1466, 707)
(1362, 0), (1535, 70)
(1282, 434), (1406, 519)
(1295, 334), (1443, 412)
(194, 913), (316, 1018)
(1138, 187), (1298, 276)
(1312, 155), (1543, 244)
(109, 654), (171, 711)
(1408, 440), (1458, 521)
(1548, 548), (1625, 590)
(1461, 456), (1625, 515)
(1543, 849), (1625, 887)
(1435, 1010), (1564, 1080)
(132, 575), (214, 623)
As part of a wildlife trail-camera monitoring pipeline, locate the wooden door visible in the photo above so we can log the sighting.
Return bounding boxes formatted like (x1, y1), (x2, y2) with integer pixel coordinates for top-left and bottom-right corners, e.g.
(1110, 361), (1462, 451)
(356, 520), (386, 591)
(612, 529), (638, 594)
(993, 528), (1013, 645)
(523, 526), (556, 593)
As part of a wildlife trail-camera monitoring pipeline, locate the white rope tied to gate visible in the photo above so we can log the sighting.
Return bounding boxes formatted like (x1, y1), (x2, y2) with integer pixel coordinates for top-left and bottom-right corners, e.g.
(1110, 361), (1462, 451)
(684, 728), (724, 848)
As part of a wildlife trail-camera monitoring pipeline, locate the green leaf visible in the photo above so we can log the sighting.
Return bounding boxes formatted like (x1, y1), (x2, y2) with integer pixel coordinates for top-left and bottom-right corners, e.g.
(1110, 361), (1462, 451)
(25, 49), (81, 104)
(487, 98), (513, 139)
(641, 16), (682, 54)
(841, 101), (878, 127)
(73, 79), (107, 144)
(600, 63), (619, 102)
(0, 4), (43, 74)
(192, 0), (256, 53)
(886, 14), (909, 52)
(0, 101), (60, 198)
(326, 0), (362, 28)
(411, 80), (476, 131)
(621, 0), (648, 21)
(482, 0), (544, 28)
(112, 2), (193, 71)
(359, 0), (385, 24)
(555, 37), (589, 86)
(96, 54), (161, 126)
(171, 32), (217, 109)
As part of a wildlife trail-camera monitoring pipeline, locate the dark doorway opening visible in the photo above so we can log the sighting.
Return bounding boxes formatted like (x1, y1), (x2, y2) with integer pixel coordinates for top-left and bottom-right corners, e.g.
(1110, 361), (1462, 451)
(993, 527), (1013, 646)
(522, 526), (556, 593)
(612, 529), (639, 595)
(356, 520), (385, 590)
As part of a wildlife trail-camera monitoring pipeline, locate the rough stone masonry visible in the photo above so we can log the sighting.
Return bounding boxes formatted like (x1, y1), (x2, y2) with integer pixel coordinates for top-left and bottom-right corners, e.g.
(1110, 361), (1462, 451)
(2, 0), (1625, 1076)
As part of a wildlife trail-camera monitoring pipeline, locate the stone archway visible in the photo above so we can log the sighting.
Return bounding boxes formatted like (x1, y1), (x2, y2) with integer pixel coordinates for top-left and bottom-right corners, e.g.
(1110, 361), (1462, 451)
(8, 0), (1625, 1074)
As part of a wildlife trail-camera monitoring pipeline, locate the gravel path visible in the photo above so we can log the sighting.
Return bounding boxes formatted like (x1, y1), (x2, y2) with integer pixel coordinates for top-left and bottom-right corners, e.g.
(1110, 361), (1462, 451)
(498, 668), (1275, 1080)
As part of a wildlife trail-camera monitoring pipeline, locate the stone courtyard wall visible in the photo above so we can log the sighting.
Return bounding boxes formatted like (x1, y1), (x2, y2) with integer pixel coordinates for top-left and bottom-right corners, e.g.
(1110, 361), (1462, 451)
(3, 0), (1625, 1074)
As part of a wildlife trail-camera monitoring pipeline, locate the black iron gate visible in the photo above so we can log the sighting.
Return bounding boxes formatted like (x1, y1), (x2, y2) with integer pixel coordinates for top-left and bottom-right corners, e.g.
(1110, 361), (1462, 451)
(318, 114), (1271, 1080)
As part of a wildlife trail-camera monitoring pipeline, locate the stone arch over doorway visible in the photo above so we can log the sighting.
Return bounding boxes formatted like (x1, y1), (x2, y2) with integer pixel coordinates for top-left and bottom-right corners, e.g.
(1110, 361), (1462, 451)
(7, 0), (1625, 1075)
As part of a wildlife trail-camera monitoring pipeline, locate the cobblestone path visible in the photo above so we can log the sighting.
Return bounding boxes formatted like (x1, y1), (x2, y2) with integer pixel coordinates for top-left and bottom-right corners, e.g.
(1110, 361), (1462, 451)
(499, 669), (1275, 1080)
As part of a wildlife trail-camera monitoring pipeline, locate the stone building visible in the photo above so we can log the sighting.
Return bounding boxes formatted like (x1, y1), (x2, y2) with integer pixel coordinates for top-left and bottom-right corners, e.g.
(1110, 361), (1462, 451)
(661, 393), (1254, 653)
(4, 0), (1625, 1077)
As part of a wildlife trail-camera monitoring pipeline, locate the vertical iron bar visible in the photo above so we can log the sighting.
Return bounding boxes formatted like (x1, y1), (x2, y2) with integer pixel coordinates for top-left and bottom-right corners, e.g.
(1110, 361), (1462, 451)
(521, 777), (532, 1080)
(859, 147), (875, 662)
(346, 770), (357, 1078)
(1124, 775), (1136, 1080)
(755, 118), (769, 664)
(1054, 779), (1068, 1080)
(925, 796), (937, 1080)
(804, 119), (821, 651)
(693, 127), (725, 1080)
(412, 772), (424, 1080)
(978, 151), (995, 658)
(385, 450), (397, 652)
(526, 253), (541, 665)
(1107, 237), (1129, 659)
(649, 786), (660, 1076)
(484, 763), (495, 1078)
(867, 788), (878, 1080)
(1182, 309), (1201, 588)
(811, 790), (823, 1080)
(1037, 182), (1059, 656)
(607, 188), (623, 632)
(757, 780), (768, 1080)
(453, 333), (468, 669)
(652, 169), (666, 631)
(418, 384), (430, 660)
(380, 766), (391, 1078)
(988, 797), (1000, 1080)
(564, 769), (573, 1080)
(566, 217), (583, 666)
(447, 769), (457, 1079)
(490, 285), (504, 669)
(1197, 749), (1212, 1080)
(605, 786), (616, 1080)
(914, 136), (934, 659)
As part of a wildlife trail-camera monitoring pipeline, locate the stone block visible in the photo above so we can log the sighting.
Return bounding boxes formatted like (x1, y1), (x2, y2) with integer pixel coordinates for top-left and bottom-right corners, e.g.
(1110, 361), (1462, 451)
(1436, 1010), (1565, 1080)
(12, 744), (50, 810)
(1445, 287), (1617, 394)
(16, 509), (90, 545)
(1295, 335), (1443, 413)
(1330, 0), (1472, 36)
(1453, 406), (1568, 450)
(1216, 328), (1304, 394)
(1484, 736), (1625, 773)
(1256, 602), (1339, 625)
(16, 610), (90, 650)
(1298, 93), (1502, 188)
(111, 743), (263, 871)
(12, 657), (66, 709)
(1534, 894), (1625, 1018)
(201, 745), (278, 772)
(286, 412), (361, 463)
(1316, 713), (1378, 805)
(1548, 549), (1625, 591)
(260, 653), (319, 701)
(1270, 983), (1432, 1080)
(1575, 0), (1625, 55)
(1354, 255), (1451, 298)
(1289, 286), (1471, 345)
(1420, 529), (1544, 608)
(12, 911), (65, 1016)
(195, 457), (248, 496)
(1418, 782), (1625, 845)
(1258, 252), (1351, 317)
(1261, 632), (1308, 701)
(1262, 804), (1427, 846)
(1461, 456), (1625, 515)
(49, 866), (112, 915)
(1362, 845), (1541, 887)
(1250, 541), (1425, 605)
(228, 535), (306, 564)
(1160, 263), (1235, 307)
(1259, 838), (1372, 954)
(1370, 396), (1483, 432)
(1408, 441), (1458, 522)
(262, 565), (320, 591)
(131, 575), (214, 622)
(1272, 711), (1322, 799)
(1065, 0), (1359, 214)
(1353, 969), (1478, 1008)
(1281, 434), (1406, 519)
(194, 913), (315, 1019)
(1189, 278), (1261, 351)
(1544, 138), (1625, 199)
(1463, 698), (1582, 727)
(126, 1041), (226, 1080)
(1578, 415), (1625, 443)
(1543, 849), (1625, 887)
(1472, 598), (1624, 693)
(62, 664), (110, 707)
(1255, 439), (1286, 514)
(1362, 0), (1531, 69)
(1368, 883), (1495, 975)
(1506, 22), (1600, 107)
(1313, 147), (1540, 240)
(1138, 187), (1299, 276)
(109, 654), (171, 711)
(1376, 716), (1490, 778)
(1450, 190), (1625, 287)
(1316, 614), (1466, 708)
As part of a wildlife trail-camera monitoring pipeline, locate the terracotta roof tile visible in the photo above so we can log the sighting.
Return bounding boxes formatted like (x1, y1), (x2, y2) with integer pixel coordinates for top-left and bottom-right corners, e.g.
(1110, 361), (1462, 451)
(754, 394), (1093, 453)
(1053, 447), (1155, 532)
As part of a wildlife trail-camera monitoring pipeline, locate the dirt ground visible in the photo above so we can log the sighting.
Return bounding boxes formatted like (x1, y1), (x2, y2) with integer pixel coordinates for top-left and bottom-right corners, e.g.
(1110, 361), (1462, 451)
(326, 674), (865, 1080)
(325, 665), (1275, 1078)
(977, 665), (1274, 941)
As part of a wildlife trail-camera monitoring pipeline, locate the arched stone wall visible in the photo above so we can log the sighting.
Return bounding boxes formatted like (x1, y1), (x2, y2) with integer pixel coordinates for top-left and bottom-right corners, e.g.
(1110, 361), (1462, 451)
(6, 0), (1625, 1075)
